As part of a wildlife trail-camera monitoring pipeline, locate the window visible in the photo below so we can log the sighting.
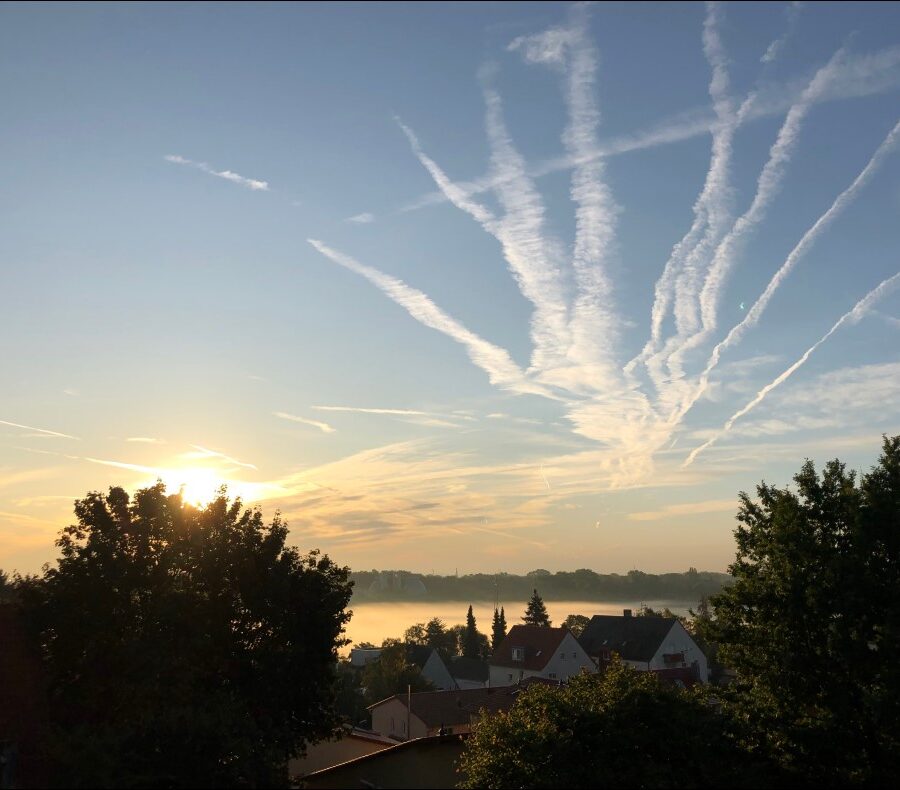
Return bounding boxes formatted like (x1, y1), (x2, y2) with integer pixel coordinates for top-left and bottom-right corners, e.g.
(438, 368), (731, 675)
(560, 652), (566, 659)
(508, 673), (513, 681)
(512, 647), (525, 662)
(572, 652), (577, 658)
(549, 673), (557, 679)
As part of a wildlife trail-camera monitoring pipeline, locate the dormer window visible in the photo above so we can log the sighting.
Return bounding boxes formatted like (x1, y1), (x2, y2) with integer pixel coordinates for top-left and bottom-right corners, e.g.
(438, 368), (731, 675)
(511, 647), (525, 662)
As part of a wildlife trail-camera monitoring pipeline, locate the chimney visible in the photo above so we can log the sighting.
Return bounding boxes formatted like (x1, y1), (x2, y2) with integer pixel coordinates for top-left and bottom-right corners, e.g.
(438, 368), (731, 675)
(623, 609), (632, 617)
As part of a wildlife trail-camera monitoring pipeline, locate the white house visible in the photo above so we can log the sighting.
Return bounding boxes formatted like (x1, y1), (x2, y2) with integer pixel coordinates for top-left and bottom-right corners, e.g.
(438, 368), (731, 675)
(488, 625), (596, 687)
(578, 610), (709, 684)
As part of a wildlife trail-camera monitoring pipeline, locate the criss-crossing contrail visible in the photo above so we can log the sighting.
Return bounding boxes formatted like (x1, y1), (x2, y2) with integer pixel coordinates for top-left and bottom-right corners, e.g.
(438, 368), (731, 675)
(683, 271), (900, 467)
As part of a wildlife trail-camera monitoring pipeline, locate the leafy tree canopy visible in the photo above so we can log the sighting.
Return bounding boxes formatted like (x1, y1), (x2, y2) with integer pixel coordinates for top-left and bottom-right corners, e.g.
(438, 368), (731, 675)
(361, 641), (433, 706)
(562, 613), (590, 637)
(20, 482), (353, 788)
(709, 435), (900, 786)
(458, 661), (776, 789)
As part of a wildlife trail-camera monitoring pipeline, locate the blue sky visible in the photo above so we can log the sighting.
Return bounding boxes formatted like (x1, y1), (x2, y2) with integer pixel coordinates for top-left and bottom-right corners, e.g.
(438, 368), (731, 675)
(2, 1), (899, 576)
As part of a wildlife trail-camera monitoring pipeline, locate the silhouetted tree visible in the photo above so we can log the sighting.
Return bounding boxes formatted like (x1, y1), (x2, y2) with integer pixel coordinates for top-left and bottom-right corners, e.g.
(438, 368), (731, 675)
(463, 605), (481, 659)
(562, 614), (590, 637)
(710, 435), (900, 786)
(20, 482), (353, 788)
(522, 588), (551, 627)
(361, 641), (433, 705)
(491, 607), (506, 651)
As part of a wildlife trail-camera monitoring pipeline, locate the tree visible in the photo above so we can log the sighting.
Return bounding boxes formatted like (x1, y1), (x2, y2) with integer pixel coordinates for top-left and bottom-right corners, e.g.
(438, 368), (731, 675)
(458, 661), (775, 788)
(424, 617), (457, 657)
(361, 641), (433, 705)
(709, 436), (900, 786)
(491, 607), (506, 650)
(20, 483), (353, 788)
(562, 614), (590, 637)
(463, 605), (481, 659)
(403, 622), (428, 645)
(522, 588), (551, 627)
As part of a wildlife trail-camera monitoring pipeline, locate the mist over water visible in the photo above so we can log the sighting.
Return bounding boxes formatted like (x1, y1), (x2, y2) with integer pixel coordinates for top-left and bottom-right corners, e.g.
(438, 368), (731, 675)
(341, 599), (694, 652)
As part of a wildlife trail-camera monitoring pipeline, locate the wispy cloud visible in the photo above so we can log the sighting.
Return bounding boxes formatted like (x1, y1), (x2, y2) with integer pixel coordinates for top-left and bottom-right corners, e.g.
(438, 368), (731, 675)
(345, 212), (375, 224)
(0, 419), (78, 440)
(273, 411), (336, 434)
(313, 405), (475, 423)
(83, 457), (160, 474)
(185, 445), (258, 471)
(684, 271), (900, 466)
(628, 498), (737, 522)
(126, 436), (165, 444)
(761, 1), (804, 64)
(164, 154), (270, 191)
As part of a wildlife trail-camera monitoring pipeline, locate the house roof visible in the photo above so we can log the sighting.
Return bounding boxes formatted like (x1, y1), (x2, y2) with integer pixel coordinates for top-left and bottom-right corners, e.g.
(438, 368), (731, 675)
(490, 625), (569, 670)
(449, 657), (489, 683)
(368, 687), (517, 729)
(578, 615), (676, 662)
(405, 644), (435, 669)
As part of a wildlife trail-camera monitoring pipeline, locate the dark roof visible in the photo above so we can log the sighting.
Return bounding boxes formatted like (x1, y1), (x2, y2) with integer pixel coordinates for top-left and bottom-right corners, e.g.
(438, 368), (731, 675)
(490, 625), (569, 670)
(405, 644), (435, 669)
(449, 657), (489, 683)
(369, 687), (517, 729)
(578, 615), (676, 662)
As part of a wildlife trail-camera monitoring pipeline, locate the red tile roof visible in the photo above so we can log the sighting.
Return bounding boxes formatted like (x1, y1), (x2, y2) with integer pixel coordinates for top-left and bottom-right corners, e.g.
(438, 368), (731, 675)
(489, 625), (569, 671)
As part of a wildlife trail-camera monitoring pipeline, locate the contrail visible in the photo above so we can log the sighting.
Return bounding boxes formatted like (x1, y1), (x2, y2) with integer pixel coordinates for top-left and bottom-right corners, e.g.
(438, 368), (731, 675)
(672, 117), (900, 424)
(307, 239), (554, 399)
(683, 271), (900, 467)
(0, 419), (78, 440)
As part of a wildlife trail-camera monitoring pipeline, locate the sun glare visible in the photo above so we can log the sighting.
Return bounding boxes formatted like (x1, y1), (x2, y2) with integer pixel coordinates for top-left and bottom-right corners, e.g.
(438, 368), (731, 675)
(160, 468), (224, 507)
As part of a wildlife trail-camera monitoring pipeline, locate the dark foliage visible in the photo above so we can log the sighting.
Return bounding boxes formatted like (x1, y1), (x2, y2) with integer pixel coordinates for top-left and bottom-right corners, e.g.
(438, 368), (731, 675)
(458, 661), (778, 788)
(709, 435), (900, 786)
(19, 483), (353, 788)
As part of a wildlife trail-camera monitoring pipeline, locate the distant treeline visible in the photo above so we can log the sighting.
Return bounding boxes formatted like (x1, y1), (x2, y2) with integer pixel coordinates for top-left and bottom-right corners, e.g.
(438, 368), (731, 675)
(349, 567), (731, 604)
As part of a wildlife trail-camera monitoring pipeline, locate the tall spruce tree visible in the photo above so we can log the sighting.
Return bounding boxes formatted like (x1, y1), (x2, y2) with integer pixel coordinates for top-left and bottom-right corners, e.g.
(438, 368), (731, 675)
(491, 607), (506, 650)
(522, 588), (551, 627)
(463, 605), (481, 659)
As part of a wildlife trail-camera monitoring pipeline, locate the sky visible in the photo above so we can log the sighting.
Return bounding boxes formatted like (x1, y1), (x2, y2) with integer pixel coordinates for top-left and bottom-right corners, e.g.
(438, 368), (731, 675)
(2, 1), (899, 577)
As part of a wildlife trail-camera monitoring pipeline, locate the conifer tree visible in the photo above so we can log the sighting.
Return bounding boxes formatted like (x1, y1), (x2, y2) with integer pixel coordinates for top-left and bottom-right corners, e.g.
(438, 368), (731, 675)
(462, 605), (481, 659)
(491, 606), (508, 651)
(523, 588), (551, 627)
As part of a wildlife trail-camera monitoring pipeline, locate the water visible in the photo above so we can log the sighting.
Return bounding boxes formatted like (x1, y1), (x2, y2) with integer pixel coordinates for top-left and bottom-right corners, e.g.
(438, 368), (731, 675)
(341, 599), (694, 652)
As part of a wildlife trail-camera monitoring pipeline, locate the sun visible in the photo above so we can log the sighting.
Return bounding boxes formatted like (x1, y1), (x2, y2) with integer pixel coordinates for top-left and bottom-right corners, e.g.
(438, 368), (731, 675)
(159, 467), (226, 507)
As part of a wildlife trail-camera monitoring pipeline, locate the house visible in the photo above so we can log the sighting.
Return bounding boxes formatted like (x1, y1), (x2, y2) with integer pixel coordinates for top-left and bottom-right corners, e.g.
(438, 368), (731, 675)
(299, 733), (466, 790)
(368, 686), (518, 740)
(287, 726), (394, 780)
(351, 644), (456, 690)
(448, 657), (489, 689)
(488, 625), (596, 687)
(349, 646), (383, 667)
(578, 610), (708, 684)
(406, 645), (456, 691)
